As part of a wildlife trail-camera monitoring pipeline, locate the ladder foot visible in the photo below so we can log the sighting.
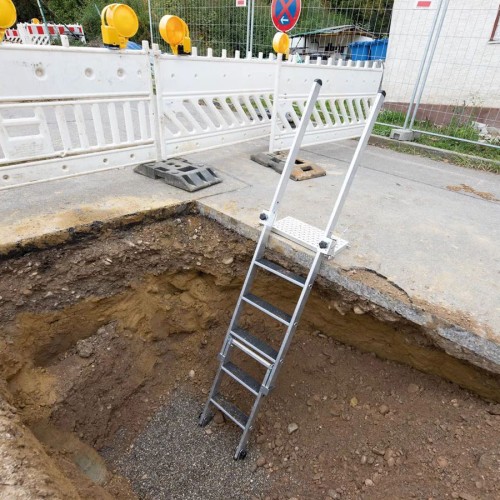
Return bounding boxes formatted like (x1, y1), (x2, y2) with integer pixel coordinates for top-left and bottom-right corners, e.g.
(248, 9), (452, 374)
(198, 410), (213, 427)
(234, 449), (247, 460)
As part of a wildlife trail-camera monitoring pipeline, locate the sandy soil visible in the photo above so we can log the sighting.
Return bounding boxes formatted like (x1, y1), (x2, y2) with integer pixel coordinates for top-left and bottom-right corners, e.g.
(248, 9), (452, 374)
(0, 213), (499, 499)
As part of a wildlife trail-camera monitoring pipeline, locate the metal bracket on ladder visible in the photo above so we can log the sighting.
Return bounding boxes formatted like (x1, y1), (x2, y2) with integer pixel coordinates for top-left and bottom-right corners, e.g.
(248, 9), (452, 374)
(199, 79), (386, 459)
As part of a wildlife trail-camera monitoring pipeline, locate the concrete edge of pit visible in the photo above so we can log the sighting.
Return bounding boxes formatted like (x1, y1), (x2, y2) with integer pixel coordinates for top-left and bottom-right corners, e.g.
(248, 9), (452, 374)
(0, 202), (197, 261)
(197, 202), (500, 379)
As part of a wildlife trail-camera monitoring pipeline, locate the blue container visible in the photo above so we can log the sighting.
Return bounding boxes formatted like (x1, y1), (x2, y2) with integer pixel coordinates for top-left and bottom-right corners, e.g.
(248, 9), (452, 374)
(349, 41), (371, 61)
(126, 41), (142, 50)
(369, 38), (389, 60)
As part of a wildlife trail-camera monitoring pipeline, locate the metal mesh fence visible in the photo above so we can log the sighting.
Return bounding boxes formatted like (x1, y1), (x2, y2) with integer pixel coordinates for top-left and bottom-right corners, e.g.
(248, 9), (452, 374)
(147, 0), (499, 154)
(149, 0), (249, 56)
(149, 1), (393, 56)
(381, 0), (500, 153)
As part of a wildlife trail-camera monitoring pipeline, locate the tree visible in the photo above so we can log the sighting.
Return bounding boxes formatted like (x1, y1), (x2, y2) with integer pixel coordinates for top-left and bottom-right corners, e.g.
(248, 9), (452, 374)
(14, 0), (41, 22)
(327, 0), (394, 35)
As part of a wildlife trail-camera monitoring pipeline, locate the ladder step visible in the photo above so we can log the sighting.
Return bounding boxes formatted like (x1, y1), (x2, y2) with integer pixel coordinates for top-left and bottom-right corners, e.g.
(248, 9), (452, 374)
(222, 361), (261, 395)
(255, 258), (306, 287)
(242, 293), (292, 325)
(211, 393), (248, 430)
(232, 326), (278, 364)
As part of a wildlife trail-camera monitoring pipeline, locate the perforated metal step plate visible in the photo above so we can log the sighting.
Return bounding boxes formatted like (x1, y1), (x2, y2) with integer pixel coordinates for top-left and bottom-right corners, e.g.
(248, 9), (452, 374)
(134, 158), (221, 192)
(272, 216), (348, 256)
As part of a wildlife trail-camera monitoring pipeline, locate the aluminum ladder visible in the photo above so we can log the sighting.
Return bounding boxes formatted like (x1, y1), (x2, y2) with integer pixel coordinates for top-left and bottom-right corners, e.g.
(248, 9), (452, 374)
(199, 79), (386, 459)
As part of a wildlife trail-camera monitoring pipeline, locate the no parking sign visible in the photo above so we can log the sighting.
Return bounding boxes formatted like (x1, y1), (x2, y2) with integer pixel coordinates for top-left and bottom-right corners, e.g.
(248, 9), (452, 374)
(271, 0), (301, 32)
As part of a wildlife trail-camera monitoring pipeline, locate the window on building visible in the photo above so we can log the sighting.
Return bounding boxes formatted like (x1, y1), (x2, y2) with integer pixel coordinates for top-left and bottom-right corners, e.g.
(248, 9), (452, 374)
(490, 5), (500, 42)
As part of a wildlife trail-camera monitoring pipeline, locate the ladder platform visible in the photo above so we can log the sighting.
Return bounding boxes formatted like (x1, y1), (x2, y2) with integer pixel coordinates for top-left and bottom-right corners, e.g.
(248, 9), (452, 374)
(222, 361), (260, 395)
(242, 293), (292, 325)
(272, 216), (348, 256)
(255, 258), (306, 287)
(231, 326), (278, 364)
(211, 393), (248, 430)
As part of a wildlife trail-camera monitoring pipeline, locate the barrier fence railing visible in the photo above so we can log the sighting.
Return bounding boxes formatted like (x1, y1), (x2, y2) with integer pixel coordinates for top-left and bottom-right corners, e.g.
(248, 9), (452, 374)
(0, 41), (383, 189)
(0, 41), (157, 189)
(151, 46), (277, 159)
(270, 56), (383, 151)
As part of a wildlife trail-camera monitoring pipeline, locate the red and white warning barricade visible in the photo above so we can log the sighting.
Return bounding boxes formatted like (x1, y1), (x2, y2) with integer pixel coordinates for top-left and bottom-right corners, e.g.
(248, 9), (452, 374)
(4, 23), (86, 45)
(4, 28), (22, 43)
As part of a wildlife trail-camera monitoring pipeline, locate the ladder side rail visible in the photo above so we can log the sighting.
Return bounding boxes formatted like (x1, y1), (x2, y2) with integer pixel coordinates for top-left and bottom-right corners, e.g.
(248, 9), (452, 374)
(234, 391), (266, 459)
(234, 234), (325, 458)
(323, 90), (386, 237)
(199, 338), (237, 426)
(265, 250), (324, 390)
(219, 222), (273, 354)
(266, 79), (323, 221)
(198, 224), (274, 425)
(216, 78), (325, 362)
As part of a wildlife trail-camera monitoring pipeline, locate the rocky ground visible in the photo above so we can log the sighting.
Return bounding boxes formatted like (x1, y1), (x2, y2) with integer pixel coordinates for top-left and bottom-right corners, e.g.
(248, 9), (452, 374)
(101, 320), (500, 500)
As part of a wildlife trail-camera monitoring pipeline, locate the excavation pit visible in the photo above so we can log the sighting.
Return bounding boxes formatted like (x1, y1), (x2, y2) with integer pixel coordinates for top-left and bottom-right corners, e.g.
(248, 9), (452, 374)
(1, 209), (499, 499)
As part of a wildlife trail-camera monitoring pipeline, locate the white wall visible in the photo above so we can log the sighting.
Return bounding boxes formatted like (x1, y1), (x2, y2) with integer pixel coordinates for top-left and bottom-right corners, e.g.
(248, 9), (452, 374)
(384, 0), (500, 108)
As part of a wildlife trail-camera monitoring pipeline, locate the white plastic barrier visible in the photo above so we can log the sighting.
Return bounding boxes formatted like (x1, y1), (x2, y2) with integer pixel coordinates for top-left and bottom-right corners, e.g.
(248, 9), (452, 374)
(152, 49), (382, 159)
(0, 43), (383, 189)
(0, 42), (157, 189)
(270, 56), (384, 151)
(153, 47), (276, 158)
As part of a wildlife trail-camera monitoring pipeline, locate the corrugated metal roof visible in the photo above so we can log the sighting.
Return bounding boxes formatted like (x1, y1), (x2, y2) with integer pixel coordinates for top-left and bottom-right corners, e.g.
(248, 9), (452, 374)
(290, 24), (374, 38)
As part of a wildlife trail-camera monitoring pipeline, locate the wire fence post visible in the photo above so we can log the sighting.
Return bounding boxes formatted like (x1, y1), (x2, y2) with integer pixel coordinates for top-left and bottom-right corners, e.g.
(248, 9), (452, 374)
(250, 0), (256, 54)
(269, 52), (282, 153)
(148, 0), (154, 46)
(408, 0), (450, 131)
(246, 0), (256, 55)
(36, 0), (50, 41)
(402, 0), (446, 130)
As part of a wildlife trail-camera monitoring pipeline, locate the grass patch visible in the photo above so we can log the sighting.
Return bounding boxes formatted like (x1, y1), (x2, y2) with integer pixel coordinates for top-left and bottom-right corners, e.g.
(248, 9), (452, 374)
(371, 138), (500, 174)
(374, 110), (500, 164)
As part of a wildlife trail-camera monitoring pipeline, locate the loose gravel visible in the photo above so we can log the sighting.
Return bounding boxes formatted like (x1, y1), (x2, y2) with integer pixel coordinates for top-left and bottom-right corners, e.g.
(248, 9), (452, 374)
(110, 389), (269, 499)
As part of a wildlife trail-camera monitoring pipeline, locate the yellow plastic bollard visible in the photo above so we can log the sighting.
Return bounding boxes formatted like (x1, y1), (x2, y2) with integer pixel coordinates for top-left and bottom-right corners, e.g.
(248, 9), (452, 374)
(101, 3), (139, 49)
(0, 0), (17, 43)
(273, 32), (290, 56)
(159, 15), (191, 55)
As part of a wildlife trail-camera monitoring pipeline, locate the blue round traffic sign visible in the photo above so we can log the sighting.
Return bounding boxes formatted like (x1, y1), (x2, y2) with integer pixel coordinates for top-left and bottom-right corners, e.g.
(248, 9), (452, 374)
(271, 0), (301, 33)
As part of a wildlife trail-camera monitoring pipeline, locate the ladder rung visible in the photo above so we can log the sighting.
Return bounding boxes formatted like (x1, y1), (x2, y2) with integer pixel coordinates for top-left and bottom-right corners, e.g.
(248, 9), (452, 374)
(232, 326), (278, 364)
(242, 293), (292, 325)
(255, 258), (306, 287)
(231, 338), (273, 369)
(211, 393), (248, 430)
(222, 361), (261, 395)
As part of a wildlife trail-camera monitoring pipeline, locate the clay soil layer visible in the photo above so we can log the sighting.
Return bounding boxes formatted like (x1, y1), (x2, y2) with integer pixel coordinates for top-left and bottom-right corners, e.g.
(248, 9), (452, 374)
(0, 211), (499, 499)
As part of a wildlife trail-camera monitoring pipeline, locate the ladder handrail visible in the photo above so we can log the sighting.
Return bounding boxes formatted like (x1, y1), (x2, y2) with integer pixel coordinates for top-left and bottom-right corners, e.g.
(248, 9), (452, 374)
(267, 79), (323, 219)
(324, 90), (386, 237)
